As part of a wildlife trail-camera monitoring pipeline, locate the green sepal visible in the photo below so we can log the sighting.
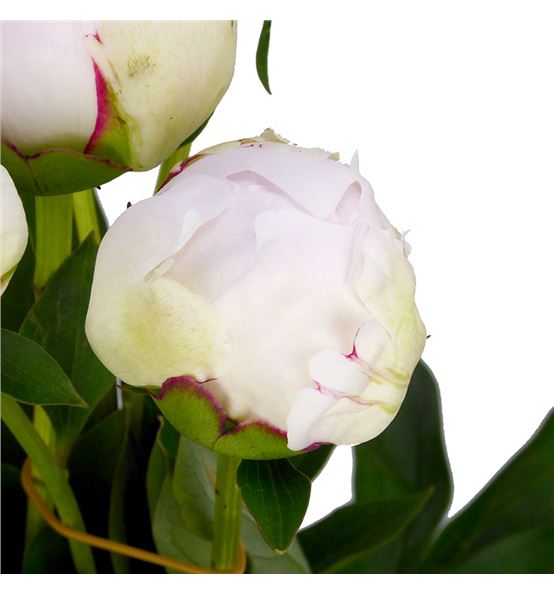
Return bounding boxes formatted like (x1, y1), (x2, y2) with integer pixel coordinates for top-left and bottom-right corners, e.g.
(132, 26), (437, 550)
(2, 142), (129, 197)
(154, 376), (301, 460)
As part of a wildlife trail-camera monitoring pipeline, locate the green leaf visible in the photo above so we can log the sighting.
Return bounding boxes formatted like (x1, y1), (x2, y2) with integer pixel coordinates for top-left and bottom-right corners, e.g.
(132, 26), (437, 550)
(173, 437), (216, 540)
(256, 21), (272, 94)
(238, 459), (311, 552)
(146, 424), (310, 573)
(69, 409), (127, 565)
(299, 491), (431, 573)
(1, 239), (35, 332)
(152, 474), (213, 571)
(107, 412), (133, 573)
(22, 525), (73, 574)
(290, 445), (334, 481)
(1, 329), (86, 407)
(455, 524), (554, 573)
(422, 408), (554, 572)
(352, 360), (452, 571)
(20, 236), (115, 451)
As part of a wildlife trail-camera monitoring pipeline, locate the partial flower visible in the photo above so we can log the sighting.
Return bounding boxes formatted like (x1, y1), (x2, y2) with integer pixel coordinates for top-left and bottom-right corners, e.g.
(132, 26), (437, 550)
(1, 165), (28, 295)
(86, 131), (426, 453)
(1, 21), (237, 195)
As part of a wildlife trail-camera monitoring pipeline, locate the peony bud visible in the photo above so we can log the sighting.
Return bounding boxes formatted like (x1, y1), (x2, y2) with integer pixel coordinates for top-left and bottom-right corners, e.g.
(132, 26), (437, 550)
(1, 165), (28, 295)
(86, 131), (426, 456)
(1, 21), (237, 195)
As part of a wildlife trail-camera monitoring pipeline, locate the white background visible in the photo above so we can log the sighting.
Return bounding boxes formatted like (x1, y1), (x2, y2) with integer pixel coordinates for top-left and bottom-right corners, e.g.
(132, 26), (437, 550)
(96, 7), (554, 525)
(4, 2), (553, 531)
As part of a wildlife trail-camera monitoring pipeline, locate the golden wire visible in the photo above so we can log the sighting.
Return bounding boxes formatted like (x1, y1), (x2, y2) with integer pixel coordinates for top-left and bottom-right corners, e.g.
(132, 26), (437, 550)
(21, 459), (246, 574)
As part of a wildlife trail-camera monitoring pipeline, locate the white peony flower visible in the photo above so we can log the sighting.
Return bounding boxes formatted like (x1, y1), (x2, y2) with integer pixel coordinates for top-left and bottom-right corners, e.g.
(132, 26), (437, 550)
(1, 21), (237, 194)
(1, 165), (28, 295)
(86, 131), (426, 452)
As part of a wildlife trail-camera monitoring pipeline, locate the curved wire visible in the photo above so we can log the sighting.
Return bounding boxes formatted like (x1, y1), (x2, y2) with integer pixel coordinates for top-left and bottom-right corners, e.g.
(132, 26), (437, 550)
(21, 459), (246, 574)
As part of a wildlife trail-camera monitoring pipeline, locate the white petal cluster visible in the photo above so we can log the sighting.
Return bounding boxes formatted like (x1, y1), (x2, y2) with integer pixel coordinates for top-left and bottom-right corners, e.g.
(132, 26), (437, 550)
(86, 132), (426, 450)
(1, 21), (237, 170)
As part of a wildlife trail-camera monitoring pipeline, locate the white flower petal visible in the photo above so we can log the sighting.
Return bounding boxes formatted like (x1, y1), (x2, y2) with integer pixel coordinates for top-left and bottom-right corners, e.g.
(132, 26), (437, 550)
(205, 210), (369, 429)
(165, 179), (298, 301)
(86, 276), (231, 387)
(86, 21), (237, 170)
(85, 175), (234, 386)
(286, 388), (338, 451)
(1, 22), (97, 153)
(306, 391), (401, 447)
(354, 319), (389, 366)
(178, 141), (356, 218)
(1, 166), (28, 294)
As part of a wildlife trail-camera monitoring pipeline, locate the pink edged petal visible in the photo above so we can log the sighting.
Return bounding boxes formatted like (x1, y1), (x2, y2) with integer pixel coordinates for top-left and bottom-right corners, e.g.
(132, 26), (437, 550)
(308, 350), (369, 396)
(286, 388), (339, 451)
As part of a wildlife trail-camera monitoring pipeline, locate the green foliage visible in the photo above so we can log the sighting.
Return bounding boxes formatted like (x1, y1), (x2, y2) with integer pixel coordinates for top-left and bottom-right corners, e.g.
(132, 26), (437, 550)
(256, 21), (272, 94)
(20, 236), (115, 453)
(422, 409), (554, 573)
(1, 329), (86, 407)
(351, 361), (452, 571)
(238, 459), (311, 552)
(299, 491), (431, 573)
(146, 421), (310, 573)
(22, 526), (73, 573)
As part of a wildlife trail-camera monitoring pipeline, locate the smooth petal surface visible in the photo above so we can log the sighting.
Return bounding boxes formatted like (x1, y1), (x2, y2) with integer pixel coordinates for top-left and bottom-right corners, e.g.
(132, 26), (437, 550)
(85, 175), (234, 386)
(1, 21), (97, 153)
(205, 210), (369, 428)
(170, 133), (353, 219)
(86, 21), (237, 170)
(86, 132), (426, 454)
(1, 166), (28, 294)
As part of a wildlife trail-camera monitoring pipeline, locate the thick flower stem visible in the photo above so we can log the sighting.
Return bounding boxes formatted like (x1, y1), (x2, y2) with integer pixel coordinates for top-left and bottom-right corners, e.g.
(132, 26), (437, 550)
(211, 454), (242, 571)
(72, 188), (107, 244)
(25, 406), (56, 545)
(33, 194), (74, 294)
(1, 396), (97, 573)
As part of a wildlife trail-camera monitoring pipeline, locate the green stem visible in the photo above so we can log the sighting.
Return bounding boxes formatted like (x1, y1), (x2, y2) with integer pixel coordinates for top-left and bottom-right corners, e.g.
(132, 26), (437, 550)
(72, 189), (106, 244)
(154, 143), (191, 193)
(1, 395), (97, 573)
(211, 454), (242, 571)
(33, 194), (74, 293)
(25, 406), (56, 545)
